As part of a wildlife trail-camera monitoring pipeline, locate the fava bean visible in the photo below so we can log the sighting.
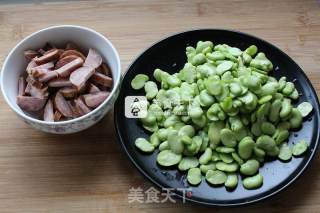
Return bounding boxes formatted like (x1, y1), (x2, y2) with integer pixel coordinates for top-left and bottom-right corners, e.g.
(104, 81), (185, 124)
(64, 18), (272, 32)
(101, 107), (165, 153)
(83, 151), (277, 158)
(135, 138), (155, 153)
(261, 121), (276, 136)
(292, 140), (308, 156)
(206, 170), (227, 185)
(157, 150), (182, 166)
(243, 173), (263, 189)
(219, 153), (234, 163)
(297, 102), (313, 117)
(220, 128), (237, 147)
(131, 74), (149, 90)
(144, 81), (158, 100)
(269, 99), (282, 122)
(245, 45), (258, 56)
(278, 143), (292, 161)
(199, 148), (213, 165)
(238, 136), (255, 159)
(178, 157), (199, 171)
(217, 61), (233, 75)
(232, 152), (244, 165)
(289, 108), (303, 129)
(150, 132), (160, 147)
(187, 168), (202, 185)
(167, 130), (184, 154)
(200, 163), (216, 174)
(216, 162), (239, 172)
(280, 98), (292, 118)
(240, 159), (260, 176)
(225, 173), (238, 188)
(159, 141), (169, 151)
(216, 147), (235, 153)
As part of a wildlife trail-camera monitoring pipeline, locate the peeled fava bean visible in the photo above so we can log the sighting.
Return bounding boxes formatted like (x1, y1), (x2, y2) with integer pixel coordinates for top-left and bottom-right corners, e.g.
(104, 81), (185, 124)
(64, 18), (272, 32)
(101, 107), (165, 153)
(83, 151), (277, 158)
(297, 102), (313, 117)
(157, 150), (182, 167)
(187, 168), (202, 185)
(238, 136), (255, 160)
(243, 173), (263, 189)
(225, 173), (238, 189)
(216, 162), (239, 172)
(220, 128), (237, 148)
(278, 143), (292, 161)
(292, 140), (308, 156)
(131, 74), (149, 90)
(240, 159), (260, 176)
(289, 108), (303, 129)
(135, 138), (155, 153)
(206, 170), (227, 185)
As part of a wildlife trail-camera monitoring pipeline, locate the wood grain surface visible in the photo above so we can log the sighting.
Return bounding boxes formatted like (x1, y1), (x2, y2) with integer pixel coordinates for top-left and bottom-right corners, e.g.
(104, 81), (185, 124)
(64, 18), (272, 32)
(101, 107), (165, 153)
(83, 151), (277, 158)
(0, 0), (319, 212)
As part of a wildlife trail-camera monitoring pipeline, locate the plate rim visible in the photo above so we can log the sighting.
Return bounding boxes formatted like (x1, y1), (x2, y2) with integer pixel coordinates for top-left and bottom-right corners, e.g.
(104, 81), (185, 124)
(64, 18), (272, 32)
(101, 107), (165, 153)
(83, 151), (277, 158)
(114, 28), (320, 206)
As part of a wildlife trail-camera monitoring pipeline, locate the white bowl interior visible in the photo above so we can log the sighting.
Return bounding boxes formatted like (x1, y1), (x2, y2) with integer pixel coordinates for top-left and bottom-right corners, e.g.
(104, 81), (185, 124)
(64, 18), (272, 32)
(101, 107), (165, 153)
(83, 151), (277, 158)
(1, 25), (120, 122)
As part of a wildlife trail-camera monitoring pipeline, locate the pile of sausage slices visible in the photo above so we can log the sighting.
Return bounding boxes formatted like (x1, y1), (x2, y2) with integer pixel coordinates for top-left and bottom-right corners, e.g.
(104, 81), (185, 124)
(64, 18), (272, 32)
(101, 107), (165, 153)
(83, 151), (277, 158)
(17, 43), (113, 122)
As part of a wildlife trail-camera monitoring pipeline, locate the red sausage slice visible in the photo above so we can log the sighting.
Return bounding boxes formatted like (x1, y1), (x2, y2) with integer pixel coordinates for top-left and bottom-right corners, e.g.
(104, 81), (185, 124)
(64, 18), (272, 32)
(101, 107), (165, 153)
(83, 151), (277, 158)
(43, 99), (54, 122)
(17, 96), (46, 111)
(90, 72), (113, 87)
(48, 78), (73, 87)
(55, 57), (84, 77)
(18, 77), (26, 96)
(34, 49), (60, 65)
(69, 66), (95, 90)
(54, 92), (73, 118)
(24, 50), (39, 60)
(83, 91), (109, 108)
(83, 48), (102, 69)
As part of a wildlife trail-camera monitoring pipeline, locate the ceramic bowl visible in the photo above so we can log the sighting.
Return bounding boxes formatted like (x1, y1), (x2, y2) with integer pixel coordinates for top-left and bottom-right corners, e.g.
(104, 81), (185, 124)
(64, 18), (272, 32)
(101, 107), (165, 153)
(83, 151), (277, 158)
(1, 25), (121, 134)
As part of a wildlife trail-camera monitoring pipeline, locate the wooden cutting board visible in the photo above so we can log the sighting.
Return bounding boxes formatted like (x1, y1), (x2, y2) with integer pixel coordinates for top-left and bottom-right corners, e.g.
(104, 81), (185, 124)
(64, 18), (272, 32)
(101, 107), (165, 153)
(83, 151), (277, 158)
(0, 0), (319, 212)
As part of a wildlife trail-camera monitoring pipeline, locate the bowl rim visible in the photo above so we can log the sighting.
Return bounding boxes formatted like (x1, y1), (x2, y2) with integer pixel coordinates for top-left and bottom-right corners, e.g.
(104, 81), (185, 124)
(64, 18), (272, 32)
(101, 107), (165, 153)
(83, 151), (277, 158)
(114, 28), (320, 206)
(1, 25), (121, 125)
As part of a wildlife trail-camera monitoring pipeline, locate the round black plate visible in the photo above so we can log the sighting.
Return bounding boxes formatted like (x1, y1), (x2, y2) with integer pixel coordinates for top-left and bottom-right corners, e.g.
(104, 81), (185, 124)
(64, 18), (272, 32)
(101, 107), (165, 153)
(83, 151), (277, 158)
(114, 29), (320, 206)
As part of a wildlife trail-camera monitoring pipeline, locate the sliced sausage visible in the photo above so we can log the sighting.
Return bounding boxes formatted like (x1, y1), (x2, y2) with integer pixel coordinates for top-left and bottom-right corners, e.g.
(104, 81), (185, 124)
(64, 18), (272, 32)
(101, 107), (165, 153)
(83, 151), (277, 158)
(31, 68), (49, 78)
(60, 50), (86, 60)
(67, 100), (81, 118)
(59, 87), (78, 98)
(48, 78), (73, 88)
(87, 83), (100, 93)
(26, 75), (44, 89)
(74, 98), (91, 115)
(38, 71), (58, 82)
(69, 66), (95, 90)
(90, 72), (113, 87)
(54, 92), (73, 118)
(55, 57), (84, 77)
(34, 49), (60, 65)
(28, 61), (54, 74)
(26, 60), (38, 73)
(98, 63), (111, 76)
(43, 99), (54, 122)
(53, 111), (63, 121)
(18, 77), (26, 96)
(83, 48), (102, 69)
(55, 55), (79, 69)
(24, 50), (39, 60)
(29, 84), (49, 99)
(25, 83), (32, 95)
(17, 96), (46, 111)
(83, 91), (109, 108)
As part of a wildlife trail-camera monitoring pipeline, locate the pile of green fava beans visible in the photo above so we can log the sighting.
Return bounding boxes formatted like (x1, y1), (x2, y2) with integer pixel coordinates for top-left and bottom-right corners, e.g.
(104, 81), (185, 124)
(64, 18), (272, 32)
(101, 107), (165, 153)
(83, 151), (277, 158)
(131, 41), (313, 190)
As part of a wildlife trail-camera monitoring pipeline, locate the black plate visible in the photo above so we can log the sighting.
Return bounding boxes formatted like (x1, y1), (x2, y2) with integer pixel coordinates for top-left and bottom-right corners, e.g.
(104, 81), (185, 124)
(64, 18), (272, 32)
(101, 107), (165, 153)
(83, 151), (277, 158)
(114, 29), (320, 206)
